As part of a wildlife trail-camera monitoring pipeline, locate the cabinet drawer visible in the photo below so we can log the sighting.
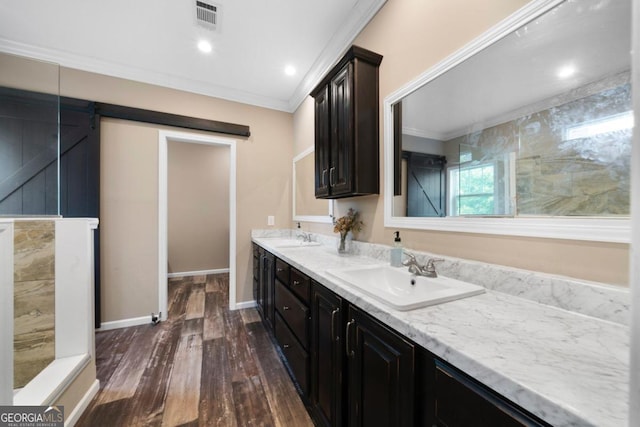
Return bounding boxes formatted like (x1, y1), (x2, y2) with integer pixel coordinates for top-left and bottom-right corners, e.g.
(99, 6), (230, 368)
(275, 280), (309, 348)
(275, 313), (309, 394)
(290, 268), (310, 304)
(275, 258), (290, 284)
(435, 362), (545, 427)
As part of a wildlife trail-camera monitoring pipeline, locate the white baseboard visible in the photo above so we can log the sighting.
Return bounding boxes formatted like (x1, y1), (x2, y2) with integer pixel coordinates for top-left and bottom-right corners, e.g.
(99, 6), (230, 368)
(234, 300), (257, 310)
(65, 379), (99, 427)
(98, 315), (150, 331)
(167, 268), (230, 278)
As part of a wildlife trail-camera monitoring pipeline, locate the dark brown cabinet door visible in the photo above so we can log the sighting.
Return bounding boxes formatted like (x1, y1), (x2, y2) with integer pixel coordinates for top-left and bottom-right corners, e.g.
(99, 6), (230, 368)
(346, 304), (415, 427)
(274, 313), (310, 394)
(329, 63), (353, 197)
(314, 85), (331, 198)
(275, 281), (309, 349)
(253, 245), (263, 318)
(261, 251), (275, 330)
(434, 361), (550, 427)
(310, 283), (345, 427)
(311, 45), (382, 199)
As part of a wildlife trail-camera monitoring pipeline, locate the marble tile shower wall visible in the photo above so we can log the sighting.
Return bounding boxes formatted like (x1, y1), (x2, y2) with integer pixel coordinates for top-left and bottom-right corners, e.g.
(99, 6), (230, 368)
(447, 74), (631, 216)
(252, 229), (630, 325)
(13, 220), (55, 389)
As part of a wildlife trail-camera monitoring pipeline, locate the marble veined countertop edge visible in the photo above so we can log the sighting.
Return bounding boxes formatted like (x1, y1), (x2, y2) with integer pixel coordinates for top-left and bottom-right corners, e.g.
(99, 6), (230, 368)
(252, 236), (629, 427)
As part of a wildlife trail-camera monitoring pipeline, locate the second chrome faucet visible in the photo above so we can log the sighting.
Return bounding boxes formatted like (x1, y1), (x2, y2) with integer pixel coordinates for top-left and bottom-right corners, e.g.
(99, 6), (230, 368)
(402, 252), (444, 278)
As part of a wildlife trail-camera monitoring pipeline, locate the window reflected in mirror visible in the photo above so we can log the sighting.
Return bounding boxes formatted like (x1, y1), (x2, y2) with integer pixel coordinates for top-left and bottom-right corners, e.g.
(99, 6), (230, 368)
(392, 0), (632, 218)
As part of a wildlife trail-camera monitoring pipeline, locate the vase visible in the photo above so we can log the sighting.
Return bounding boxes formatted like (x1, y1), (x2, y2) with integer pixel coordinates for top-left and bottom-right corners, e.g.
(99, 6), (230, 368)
(338, 231), (350, 254)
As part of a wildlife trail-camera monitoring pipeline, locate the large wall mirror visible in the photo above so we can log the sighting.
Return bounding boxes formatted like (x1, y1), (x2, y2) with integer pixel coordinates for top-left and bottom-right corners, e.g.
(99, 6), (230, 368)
(384, 0), (632, 243)
(293, 147), (333, 223)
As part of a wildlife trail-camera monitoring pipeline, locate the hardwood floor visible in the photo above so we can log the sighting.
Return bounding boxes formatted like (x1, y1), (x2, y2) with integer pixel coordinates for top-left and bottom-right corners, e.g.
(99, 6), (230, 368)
(77, 274), (313, 427)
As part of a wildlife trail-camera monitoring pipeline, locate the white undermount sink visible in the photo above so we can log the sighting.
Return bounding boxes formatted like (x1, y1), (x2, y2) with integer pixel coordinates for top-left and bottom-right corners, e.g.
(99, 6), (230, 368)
(326, 265), (485, 311)
(262, 238), (321, 248)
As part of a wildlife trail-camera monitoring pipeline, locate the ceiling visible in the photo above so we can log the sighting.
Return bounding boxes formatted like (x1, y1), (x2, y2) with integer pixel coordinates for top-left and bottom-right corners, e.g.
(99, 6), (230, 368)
(402, 0), (632, 141)
(0, 0), (386, 112)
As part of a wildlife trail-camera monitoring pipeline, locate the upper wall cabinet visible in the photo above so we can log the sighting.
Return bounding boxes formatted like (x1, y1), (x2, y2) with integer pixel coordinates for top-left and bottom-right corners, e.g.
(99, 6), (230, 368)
(312, 46), (383, 199)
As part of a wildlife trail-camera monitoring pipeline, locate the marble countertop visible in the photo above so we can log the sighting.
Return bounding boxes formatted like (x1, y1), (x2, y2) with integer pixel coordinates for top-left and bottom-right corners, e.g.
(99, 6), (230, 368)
(252, 236), (629, 427)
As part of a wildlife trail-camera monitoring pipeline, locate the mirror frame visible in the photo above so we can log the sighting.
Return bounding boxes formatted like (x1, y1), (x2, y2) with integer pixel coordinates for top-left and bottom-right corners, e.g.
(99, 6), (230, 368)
(293, 146), (334, 223)
(383, 0), (631, 244)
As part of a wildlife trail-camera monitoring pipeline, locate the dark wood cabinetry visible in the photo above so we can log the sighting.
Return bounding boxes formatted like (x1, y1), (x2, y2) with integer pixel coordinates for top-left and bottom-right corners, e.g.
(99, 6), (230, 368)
(275, 281), (309, 347)
(434, 361), (549, 427)
(253, 245), (275, 329)
(311, 46), (383, 199)
(253, 244), (551, 427)
(273, 260), (311, 395)
(310, 283), (345, 427)
(346, 304), (415, 427)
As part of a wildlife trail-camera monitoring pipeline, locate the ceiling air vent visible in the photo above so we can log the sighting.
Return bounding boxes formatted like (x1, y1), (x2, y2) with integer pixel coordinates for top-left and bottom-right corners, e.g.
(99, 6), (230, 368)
(196, 1), (219, 31)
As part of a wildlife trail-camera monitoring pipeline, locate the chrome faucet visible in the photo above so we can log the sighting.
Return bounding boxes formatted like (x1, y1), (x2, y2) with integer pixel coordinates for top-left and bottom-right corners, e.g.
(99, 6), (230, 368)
(297, 231), (312, 242)
(402, 252), (444, 278)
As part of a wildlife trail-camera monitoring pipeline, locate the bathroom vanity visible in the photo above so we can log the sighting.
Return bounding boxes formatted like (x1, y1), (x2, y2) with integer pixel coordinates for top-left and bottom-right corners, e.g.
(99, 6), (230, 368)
(251, 233), (628, 426)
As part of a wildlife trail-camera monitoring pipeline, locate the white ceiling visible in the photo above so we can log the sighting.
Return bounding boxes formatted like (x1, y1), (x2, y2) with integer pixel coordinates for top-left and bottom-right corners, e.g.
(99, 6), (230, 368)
(402, 0), (632, 141)
(0, 0), (386, 112)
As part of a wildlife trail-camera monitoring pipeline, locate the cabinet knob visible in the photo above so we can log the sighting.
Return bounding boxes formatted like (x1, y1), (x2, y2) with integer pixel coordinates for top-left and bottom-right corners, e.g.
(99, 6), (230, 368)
(277, 267), (284, 272)
(283, 305), (290, 311)
(283, 344), (290, 349)
(292, 280), (300, 286)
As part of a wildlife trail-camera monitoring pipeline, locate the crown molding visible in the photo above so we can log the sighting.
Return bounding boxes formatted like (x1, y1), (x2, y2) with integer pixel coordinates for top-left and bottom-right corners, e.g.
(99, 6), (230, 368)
(287, 0), (387, 112)
(0, 38), (291, 112)
(0, 0), (387, 114)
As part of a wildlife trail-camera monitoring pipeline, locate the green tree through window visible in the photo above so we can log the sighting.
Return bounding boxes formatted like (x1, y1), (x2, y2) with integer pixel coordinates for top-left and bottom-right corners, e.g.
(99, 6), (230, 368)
(457, 164), (495, 215)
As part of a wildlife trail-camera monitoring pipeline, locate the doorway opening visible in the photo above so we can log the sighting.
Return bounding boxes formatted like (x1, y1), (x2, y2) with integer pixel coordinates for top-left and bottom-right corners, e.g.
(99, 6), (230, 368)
(158, 130), (237, 321)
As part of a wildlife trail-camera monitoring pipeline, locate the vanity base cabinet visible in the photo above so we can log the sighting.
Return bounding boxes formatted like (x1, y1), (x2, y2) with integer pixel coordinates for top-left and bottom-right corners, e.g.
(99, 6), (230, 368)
(274, 312), (309, 395)
(346, 304), (415, 427)
(254, 246), (273, 323)
(261, 251), (275, 330)
(433, 361), (550, 427)
(252, 243), (551, 427)
(310, 282), (346, 427)
(273, 261), (311, 397)
(252, 244), (261, 316)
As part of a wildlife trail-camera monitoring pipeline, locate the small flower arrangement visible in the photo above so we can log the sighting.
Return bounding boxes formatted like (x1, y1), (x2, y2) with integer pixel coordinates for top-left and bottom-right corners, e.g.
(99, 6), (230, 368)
(332, 208), (363, 253)
(332, 208), (363, 235)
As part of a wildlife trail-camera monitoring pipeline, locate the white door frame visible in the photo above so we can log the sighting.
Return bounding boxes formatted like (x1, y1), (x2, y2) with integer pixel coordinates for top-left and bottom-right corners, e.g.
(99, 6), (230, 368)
(158, 130), (237, 320)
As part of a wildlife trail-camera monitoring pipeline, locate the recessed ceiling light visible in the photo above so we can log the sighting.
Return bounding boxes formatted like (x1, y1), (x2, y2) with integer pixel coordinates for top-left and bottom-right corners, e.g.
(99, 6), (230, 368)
(284, 65), (296, 76)
(198, 40), (212, 53)
(557, 65), (576, 79)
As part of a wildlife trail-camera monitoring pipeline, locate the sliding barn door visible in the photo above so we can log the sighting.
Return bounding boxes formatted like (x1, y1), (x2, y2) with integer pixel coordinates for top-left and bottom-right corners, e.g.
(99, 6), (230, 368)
(0, 89), (101, 326)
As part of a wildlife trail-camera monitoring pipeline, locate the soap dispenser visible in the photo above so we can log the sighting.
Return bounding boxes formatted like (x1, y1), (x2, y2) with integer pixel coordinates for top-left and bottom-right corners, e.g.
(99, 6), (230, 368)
(390, 231), (403, 267)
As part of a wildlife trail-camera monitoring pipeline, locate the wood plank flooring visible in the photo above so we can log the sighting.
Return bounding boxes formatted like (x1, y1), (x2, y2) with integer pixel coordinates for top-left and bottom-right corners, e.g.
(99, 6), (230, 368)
(76, 274), (313, 427)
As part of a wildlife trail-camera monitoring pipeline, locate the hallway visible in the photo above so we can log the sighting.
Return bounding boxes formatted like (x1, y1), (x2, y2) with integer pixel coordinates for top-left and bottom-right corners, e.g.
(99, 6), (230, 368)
(77, 274), (313, 426)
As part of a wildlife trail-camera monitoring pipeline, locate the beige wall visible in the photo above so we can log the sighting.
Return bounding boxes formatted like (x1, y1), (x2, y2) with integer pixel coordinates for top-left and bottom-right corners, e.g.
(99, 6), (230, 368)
(295, 0), (629, 286)
(84, 76), (292, 319)
(168, 141), (230, 273)
(0, 53), (59, 94)
(100, 119), (160, 322)
(2, 52), (294, 319)
(293, 97), (315, 157)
